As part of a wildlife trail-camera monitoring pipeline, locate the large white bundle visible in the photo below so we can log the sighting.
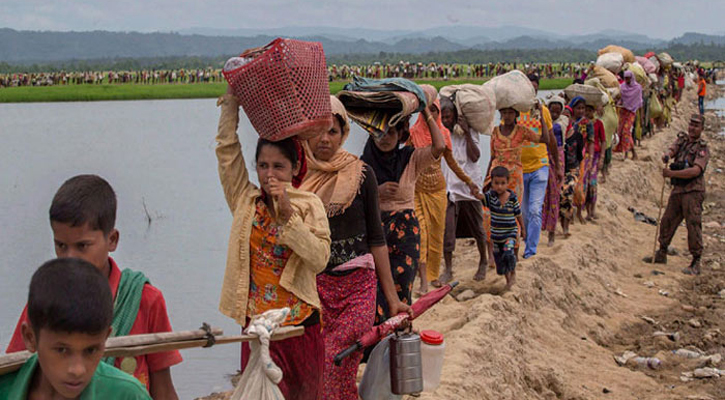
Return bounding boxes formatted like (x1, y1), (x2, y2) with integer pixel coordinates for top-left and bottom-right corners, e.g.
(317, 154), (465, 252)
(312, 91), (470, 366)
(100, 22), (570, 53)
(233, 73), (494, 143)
(483, 70), (536, 112)
(596, 52), (624, 74)
(648, 73), (659, 85)
(564, 84), (608, 107)
(440, 84), (497, 135)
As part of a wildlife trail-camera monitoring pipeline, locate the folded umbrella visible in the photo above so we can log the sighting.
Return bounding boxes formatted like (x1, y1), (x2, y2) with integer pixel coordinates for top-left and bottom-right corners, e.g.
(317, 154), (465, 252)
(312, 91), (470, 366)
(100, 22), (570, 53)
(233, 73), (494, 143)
(334, 281), (458, 365)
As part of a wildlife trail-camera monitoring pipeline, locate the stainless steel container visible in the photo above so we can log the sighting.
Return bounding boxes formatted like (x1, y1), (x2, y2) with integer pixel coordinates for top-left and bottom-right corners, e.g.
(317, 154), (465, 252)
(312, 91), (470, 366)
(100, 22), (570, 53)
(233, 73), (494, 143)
(389, 332), (423, 395)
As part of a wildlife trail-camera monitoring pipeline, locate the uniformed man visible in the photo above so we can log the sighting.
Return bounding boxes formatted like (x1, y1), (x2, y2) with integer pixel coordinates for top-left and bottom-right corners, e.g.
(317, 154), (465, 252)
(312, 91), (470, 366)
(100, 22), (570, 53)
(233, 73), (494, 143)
(645, 114), (709, 274)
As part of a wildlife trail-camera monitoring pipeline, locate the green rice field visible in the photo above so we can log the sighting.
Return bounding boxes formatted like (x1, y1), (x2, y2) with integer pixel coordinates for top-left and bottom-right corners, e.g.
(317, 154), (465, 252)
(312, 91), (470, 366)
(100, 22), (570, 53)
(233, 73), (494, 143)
(0, 78), (573, 103)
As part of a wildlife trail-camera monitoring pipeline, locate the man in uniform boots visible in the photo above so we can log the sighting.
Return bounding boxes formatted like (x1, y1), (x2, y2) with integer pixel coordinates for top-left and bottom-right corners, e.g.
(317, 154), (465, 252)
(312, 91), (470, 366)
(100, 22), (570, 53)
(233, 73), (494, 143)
(644, 114), (709, 275)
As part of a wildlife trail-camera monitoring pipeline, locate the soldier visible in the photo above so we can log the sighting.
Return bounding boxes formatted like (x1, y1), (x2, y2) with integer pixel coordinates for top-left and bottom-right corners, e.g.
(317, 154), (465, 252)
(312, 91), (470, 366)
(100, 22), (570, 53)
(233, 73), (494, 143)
(644, 114), (709, 275)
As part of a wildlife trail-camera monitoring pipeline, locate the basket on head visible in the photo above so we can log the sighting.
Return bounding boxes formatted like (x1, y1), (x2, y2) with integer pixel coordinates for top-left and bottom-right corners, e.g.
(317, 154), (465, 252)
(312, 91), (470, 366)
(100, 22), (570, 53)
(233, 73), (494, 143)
(223, 38), (332, 141)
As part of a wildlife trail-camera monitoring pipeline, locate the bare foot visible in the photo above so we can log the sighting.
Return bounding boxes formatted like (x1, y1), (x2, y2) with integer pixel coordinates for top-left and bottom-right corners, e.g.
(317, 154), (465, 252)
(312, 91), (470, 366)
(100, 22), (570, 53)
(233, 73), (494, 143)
(473, 266), (487, 281)
(436, 271), (453, 286)
(577, 213), (586, 224)
(547, 232), (555, 247)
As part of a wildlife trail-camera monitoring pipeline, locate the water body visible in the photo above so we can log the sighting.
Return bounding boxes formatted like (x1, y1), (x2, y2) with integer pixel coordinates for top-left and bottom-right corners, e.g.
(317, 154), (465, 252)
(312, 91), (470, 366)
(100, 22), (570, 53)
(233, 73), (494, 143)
(0, 90), (558, 398)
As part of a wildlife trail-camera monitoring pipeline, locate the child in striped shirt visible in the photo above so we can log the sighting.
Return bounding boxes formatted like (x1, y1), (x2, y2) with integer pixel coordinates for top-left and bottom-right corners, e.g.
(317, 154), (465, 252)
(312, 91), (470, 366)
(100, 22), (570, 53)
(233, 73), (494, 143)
(477, 166), (525, 290)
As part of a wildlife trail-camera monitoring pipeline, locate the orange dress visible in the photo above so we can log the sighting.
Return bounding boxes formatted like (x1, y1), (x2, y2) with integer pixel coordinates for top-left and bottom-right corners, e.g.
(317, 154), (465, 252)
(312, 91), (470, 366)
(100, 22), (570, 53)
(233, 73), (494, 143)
(485, 125), (540, 198)
(248, 199), (315, 326)
(483, 125), (540, 245)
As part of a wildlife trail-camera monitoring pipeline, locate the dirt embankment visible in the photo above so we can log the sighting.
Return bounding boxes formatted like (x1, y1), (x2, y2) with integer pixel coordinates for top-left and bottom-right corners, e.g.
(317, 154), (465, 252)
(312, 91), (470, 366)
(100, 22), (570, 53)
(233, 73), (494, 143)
(199, 84), (724, 400)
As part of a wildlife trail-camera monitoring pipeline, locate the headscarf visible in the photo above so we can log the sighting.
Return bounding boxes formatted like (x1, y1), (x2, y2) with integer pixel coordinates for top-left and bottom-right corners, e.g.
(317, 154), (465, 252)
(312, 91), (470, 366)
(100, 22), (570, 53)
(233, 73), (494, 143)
(619, 70), (643, 112)
(300, 96), (366, 216)
(361, 133), (415, 185)
(409, 85), (453, 149)
(568, 96), (586, 109)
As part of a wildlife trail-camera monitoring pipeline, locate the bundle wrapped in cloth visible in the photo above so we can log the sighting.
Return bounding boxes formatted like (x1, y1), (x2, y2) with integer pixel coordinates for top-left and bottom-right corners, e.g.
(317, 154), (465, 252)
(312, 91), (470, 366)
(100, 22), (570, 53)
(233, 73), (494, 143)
(625, 62), (649, 88)
(564, 84), (608, 107)
(657, 52), (674, 68)
(483, 70), (536, 112)
(337, 76), (427, 139)
(635, 56), (658, 74)
(598, 45), (635, 63)
(439, 84), (497, 135)
(223, 38), (332, 141)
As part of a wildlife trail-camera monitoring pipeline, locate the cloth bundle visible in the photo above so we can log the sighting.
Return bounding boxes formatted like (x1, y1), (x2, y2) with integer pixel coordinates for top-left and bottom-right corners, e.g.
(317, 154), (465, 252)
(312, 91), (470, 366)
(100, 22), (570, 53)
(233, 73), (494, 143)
(338, 76), (427, 139)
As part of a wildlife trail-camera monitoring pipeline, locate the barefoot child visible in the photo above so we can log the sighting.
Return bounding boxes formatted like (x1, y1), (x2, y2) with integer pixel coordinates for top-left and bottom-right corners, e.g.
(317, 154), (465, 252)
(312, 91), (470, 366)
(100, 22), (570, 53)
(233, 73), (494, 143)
(476, 166), (525, 290)
(6, 175), (181, 399)
(0, 258), (151, 399)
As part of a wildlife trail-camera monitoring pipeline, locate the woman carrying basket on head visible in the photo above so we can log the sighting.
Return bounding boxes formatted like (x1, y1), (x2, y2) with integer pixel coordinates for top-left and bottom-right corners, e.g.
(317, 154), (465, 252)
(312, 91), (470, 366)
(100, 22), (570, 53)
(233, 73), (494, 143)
(300, 96), (413, 400)
(360, 87), (447, 325)
(215, 85), (330, 400)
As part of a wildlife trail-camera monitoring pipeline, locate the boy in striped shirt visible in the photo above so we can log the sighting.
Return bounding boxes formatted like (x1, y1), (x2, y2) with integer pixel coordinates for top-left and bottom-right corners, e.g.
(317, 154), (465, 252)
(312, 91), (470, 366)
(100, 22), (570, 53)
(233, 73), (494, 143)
(477, 166), (525, 290)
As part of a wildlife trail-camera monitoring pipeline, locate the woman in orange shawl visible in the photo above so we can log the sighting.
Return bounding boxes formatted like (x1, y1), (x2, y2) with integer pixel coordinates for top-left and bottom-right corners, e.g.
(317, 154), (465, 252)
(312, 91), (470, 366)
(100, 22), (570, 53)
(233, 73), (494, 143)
(409, 85), (477, 293)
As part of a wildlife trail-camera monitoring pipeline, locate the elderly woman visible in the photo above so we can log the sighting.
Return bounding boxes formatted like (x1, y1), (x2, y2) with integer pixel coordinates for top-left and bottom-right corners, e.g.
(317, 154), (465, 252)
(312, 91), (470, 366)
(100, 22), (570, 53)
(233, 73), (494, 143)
(360, 89), (446, 324)
(614, 70), (642, 160)
(300, 97), (411, 400)
(408, 85), (476, 293)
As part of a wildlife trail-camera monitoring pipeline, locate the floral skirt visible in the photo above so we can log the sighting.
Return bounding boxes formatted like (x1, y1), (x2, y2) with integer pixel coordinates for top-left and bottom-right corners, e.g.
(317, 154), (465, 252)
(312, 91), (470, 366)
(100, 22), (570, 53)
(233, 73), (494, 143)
(559, 169), (579, 221)
(614, 108), (635, 153)
(586, 152), (601, 206)
(317, 268), (376, 400)
(376, 209), (420, 324)
(542, 147), (564, 233)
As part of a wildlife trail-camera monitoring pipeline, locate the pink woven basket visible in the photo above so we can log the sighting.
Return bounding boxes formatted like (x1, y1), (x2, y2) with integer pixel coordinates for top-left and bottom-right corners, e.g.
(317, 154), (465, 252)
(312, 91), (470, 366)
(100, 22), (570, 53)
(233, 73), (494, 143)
(223, 38), (332, 141)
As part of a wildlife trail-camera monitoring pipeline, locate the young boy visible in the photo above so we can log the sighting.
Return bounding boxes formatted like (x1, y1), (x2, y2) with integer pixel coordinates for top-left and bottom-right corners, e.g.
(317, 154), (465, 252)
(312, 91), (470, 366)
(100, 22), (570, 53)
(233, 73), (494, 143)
(476, 166), (525, 290)
(0, 258), (151, 399)
(5, 175), (181, 399)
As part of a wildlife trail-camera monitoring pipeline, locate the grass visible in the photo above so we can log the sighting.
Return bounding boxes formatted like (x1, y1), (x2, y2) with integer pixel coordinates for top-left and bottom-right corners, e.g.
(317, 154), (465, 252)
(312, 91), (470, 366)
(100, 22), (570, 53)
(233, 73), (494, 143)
(0, 78), (573, 103)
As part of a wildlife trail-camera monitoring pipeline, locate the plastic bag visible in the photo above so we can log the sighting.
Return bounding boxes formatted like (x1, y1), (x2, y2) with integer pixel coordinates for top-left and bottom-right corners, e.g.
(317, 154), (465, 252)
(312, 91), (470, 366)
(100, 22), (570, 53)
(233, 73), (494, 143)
(596, 53), (624, 74)
(231, 308), (290, 400)
(359, 336), (402, 400)
(440, 84), (497, 135)
(483, 70), (536, 112)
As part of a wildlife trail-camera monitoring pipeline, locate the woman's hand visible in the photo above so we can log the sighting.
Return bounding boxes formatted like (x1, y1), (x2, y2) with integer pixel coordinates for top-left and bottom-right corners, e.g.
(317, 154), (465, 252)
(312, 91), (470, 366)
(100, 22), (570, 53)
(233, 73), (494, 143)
(378, 182), (399, 198)
(388, 300), (414, 318)
(268, 177), (293, 224)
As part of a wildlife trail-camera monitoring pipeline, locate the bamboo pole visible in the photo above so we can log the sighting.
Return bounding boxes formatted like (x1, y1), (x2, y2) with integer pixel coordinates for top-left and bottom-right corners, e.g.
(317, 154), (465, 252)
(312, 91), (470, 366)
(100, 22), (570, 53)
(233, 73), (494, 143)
(0, 326), (303, 376)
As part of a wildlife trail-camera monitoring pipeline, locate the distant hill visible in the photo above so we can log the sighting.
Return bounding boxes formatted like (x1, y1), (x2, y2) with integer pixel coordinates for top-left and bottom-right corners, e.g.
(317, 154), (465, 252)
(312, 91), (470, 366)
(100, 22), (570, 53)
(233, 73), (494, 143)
(0, 27), (721, 65)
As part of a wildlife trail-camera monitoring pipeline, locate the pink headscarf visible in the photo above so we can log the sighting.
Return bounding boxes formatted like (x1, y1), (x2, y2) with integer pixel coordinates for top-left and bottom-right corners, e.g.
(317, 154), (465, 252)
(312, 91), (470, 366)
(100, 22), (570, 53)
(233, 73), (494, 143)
(619, 70), (643, 112)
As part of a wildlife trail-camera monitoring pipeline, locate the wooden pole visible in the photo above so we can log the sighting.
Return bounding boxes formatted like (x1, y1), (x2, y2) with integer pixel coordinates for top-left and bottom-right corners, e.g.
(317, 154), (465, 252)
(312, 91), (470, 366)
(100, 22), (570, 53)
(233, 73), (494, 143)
(0, 326), (303, 376)
(652, 176), (667, 263)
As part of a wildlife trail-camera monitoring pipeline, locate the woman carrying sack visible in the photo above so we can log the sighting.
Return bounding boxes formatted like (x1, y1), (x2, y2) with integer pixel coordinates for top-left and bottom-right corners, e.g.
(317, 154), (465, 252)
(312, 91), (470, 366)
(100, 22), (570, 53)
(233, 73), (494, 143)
(300, 97), (412, 400)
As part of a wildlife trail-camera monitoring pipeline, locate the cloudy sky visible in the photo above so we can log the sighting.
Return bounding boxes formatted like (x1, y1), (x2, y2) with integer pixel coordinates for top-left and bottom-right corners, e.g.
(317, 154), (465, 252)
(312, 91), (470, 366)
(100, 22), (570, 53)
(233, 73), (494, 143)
(2, 0), (722, 39)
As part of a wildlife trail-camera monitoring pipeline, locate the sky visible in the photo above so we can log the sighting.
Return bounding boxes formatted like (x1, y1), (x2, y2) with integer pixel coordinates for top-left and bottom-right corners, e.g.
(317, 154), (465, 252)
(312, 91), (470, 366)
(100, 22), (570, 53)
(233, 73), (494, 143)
(2, 0), (723, 39)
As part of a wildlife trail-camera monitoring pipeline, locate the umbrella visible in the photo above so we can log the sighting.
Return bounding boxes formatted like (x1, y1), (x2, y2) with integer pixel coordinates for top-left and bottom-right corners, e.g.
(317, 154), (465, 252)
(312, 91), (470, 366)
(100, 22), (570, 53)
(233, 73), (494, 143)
(334, 281), (458, 365)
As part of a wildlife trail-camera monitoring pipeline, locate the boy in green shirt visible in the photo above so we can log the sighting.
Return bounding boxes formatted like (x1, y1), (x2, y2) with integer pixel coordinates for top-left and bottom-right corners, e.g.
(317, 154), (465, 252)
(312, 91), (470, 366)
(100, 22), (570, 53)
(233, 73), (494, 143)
(0, 258), (150, 399)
